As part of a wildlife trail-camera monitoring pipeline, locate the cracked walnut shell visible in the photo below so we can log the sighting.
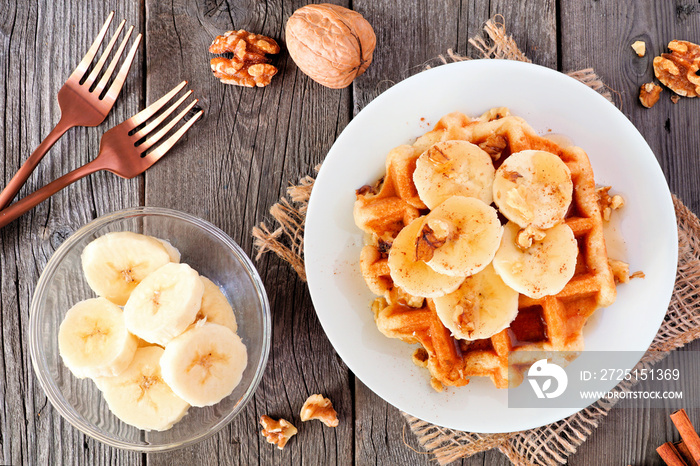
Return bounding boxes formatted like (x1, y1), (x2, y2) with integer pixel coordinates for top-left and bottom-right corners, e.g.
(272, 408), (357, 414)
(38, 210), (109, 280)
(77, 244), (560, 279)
(209, 30), (280, 87)
(653, 40), (700, 97)
(299, 394), (339, 427)
(260, 415), (297, 449)
(285, 4), (376, 89)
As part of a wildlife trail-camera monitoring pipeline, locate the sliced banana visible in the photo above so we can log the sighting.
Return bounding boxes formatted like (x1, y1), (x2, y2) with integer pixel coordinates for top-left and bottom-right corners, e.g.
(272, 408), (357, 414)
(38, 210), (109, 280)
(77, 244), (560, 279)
(98, 346), (190, 431)
(388, 216), (465, 298)
(194, 277), (237, 333)
(493, 221), (578, 299)
(58, 297), (138, 379)
(413, 140), (495, 209)
(123, 262), (204, 346)
(492, 150), (573, 230)
(434, 263), (519, 340)
(81, 232), (175, 306)
(160, 322), (247, 407)
(421, 196), (503, 277)
(153, 237), (181, 263)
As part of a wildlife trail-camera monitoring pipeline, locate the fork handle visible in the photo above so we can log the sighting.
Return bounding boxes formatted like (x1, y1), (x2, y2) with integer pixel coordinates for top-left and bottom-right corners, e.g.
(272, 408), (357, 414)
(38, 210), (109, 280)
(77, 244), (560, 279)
(0, 158), (105, 229)
(0, 118), (73, 210)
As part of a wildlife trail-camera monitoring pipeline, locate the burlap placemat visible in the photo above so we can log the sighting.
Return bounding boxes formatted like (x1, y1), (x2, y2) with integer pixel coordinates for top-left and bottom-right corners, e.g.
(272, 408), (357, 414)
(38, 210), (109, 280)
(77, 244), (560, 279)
(252, 17), (700, 465)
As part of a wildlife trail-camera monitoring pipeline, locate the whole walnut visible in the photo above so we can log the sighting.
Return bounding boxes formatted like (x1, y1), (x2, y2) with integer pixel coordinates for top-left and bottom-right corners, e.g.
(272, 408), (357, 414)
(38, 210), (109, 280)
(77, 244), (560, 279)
(285, 4), (376, 89)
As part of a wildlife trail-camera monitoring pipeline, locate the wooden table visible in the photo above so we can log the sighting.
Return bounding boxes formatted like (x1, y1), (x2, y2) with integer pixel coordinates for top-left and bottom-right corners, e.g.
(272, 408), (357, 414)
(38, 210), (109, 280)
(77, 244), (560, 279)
(1, 1), (699, 464)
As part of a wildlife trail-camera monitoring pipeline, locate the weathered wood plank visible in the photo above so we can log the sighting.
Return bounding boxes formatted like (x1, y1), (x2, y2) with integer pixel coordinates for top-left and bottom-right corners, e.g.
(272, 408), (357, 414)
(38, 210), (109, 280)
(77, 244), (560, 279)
(143, 0), (353, 464)
(0, 0), (143, 465)
(561, 1), (700, 465)
(350, 1), (555, 464)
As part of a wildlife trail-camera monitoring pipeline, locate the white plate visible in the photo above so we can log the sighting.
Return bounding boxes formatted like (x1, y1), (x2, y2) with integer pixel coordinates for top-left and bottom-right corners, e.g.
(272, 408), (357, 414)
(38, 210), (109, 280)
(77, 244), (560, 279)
(304, 60), (677, 433)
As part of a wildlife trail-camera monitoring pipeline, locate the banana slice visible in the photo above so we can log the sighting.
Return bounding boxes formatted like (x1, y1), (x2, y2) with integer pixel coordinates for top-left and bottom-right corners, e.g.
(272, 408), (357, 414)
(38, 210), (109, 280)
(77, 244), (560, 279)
(388, 216), (465, 298)
(81, 232), (175, 306)
(492, 221), (578, 299)
(194, 277), (237, 333)
(434, 263), (519, 340)
(492, 150), (573, 230)
(160, 322), (247, 407)
(413, 140), (495, 209)
(98, 346), (190, 431)
(421, 196), (503, 277)
(58, 297), (138, 379)
(123, 263), (204, 346)
(153, 237), (181, 263)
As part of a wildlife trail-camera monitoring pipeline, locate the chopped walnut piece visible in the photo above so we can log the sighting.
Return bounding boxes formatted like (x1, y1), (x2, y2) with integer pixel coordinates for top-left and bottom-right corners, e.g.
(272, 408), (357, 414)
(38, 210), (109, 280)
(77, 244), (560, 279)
(609, 259), (630, 284)
(209, 30), (280, 87)
(671, 94), (681, 104)
(300, 394), (339, 427)
(412, 348), (429, 368)
(260, 415), (297, 449)
(630, 271), (646, 279)
(415, 220), (452, 261)
(631, 40), (646, 57)
(597, 186), (625, 221)
(516, 225), (546, 249)
(478, 134), (508, 161)
(639, 82), (663, 108)
(653, 40), (700, 97)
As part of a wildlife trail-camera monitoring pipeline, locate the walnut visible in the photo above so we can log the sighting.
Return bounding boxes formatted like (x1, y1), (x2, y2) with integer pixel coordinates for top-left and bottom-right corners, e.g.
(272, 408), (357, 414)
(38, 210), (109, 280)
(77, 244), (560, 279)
(285, 4), (376, 89)
(299, 394), (339, 427)
(478, 134), (508, 161)
(597, 186), (624, 221)
(260, 415), (297, 449)
(639, 82), (662, 108)
(516, 225), (546, 249)
(653, 40), (700, 97)
(415, 219), (452, 261)
(209, 30), (280, 87)
(671, 94), (681, 104)
(631, 40), (646, 57)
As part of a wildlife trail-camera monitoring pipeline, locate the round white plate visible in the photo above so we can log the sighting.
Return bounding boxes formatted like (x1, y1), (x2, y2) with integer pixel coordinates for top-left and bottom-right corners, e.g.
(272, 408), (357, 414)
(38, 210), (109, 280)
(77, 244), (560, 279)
(304, 60), (677, 433)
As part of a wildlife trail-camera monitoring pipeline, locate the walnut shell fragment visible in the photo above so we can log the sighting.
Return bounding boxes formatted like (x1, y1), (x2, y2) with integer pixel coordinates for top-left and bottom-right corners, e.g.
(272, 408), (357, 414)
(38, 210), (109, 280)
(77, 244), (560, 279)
(285, 4), (376, 89)
(299, 394), (339, 427)
(209, 30), (280, 87)
(653, 40), (700, 97)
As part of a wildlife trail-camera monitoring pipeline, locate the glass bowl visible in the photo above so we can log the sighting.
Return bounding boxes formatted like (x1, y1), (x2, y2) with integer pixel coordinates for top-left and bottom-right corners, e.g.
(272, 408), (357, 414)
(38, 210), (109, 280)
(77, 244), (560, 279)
(29, 207), (271, 451)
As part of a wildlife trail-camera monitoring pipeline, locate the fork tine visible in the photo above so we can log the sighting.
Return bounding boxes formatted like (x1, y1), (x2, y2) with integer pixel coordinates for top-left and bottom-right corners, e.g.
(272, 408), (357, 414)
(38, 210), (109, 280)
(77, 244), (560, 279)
(128, 81), (188, 127)
(83, 19), (126, 88)
(132, 90), (193, 141)
(143, 110), (204, 164)
(102, 33), (142, 102)
(94, 25), (134, 95)
(138, 99), (199, 152)
(69, 11), (115, 81)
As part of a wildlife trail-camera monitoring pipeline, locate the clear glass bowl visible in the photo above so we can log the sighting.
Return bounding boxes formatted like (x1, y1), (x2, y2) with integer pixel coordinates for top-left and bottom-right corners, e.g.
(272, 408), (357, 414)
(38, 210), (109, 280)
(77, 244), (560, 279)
(29, 207), (271, 451)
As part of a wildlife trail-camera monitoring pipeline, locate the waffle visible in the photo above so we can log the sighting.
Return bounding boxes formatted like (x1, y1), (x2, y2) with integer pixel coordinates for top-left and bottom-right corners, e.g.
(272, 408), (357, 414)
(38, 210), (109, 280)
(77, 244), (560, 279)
(355, 109), (618, 390)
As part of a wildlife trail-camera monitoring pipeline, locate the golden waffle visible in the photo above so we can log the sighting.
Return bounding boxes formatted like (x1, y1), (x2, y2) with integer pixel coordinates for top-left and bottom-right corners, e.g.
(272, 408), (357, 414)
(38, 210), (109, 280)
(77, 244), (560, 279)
(355, 109), (618, 390)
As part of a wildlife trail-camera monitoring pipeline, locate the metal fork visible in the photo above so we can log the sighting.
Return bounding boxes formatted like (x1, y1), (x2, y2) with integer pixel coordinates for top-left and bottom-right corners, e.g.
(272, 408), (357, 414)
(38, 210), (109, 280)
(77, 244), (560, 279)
(0, 81), (203, 228)
(0, 11), (141, 210)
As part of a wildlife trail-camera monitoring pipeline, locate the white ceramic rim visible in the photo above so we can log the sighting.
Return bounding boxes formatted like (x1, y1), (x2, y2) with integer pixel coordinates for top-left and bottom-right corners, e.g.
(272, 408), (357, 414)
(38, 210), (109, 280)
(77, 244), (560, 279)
(29, 206), (271, 451)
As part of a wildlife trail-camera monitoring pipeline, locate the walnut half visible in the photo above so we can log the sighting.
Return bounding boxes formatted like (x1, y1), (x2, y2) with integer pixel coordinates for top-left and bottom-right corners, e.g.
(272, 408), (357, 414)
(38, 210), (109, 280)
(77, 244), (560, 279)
(209, 30), (280, 87)
(260, 415), (298, 449)
(299, 394), (339, 427)
(653, 40), (700, 97)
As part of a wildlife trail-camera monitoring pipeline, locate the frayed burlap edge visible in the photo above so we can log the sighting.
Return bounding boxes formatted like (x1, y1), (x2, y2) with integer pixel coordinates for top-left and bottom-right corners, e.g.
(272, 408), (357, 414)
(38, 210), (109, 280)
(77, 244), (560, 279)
(403, 196), (700, 465)
(250, 15), (694, 466)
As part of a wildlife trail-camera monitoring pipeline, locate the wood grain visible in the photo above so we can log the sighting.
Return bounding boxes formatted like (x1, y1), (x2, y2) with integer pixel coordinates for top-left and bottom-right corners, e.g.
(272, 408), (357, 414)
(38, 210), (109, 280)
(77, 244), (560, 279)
(0, 1), (143, 465)
(1, 0), (700, 464)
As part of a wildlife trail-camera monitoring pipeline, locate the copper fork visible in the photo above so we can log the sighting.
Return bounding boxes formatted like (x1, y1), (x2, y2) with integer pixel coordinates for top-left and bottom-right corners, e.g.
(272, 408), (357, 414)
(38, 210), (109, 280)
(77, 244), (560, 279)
(0, 11), (141, 210)
(0, 81), (203, 228)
